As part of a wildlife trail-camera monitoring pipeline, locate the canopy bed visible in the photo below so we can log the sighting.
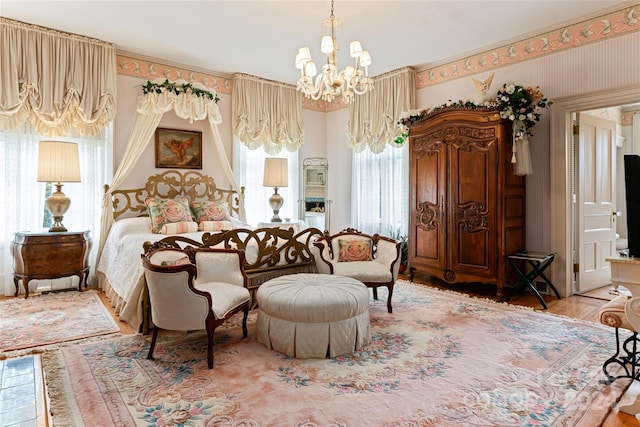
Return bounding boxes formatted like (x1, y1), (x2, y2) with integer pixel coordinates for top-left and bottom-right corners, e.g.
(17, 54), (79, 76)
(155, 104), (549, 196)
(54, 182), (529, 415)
(97, 170), (322, 333)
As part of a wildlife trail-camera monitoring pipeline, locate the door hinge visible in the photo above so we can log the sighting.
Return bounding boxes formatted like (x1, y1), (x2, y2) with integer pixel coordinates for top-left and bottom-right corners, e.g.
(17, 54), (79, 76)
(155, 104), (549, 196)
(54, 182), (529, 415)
(573, 124), (579, 135)
(573, 263), (580, 273)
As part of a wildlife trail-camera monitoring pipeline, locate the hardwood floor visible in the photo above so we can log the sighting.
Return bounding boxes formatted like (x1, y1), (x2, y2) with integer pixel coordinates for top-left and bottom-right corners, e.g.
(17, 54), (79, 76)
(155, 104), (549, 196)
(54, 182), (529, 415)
(406, 271), (640, 427)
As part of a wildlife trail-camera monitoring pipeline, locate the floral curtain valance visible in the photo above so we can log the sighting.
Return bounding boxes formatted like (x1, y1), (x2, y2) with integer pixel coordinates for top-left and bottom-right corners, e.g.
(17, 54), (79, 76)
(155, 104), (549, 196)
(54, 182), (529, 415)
(137, 80), (222, 125)
(232, 73), (304, 155)
(347, 67), (416, 154)
(0, 17), (117, 137)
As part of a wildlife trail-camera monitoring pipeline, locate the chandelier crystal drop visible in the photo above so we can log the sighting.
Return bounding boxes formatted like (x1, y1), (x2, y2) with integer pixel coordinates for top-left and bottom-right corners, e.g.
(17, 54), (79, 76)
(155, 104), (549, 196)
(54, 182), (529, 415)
(295, 0), (373, 104)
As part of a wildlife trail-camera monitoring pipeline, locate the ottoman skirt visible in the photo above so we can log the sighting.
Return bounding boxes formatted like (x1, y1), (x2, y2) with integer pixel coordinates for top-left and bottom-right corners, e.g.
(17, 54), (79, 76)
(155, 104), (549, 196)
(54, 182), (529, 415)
(256, 273), (372, 358)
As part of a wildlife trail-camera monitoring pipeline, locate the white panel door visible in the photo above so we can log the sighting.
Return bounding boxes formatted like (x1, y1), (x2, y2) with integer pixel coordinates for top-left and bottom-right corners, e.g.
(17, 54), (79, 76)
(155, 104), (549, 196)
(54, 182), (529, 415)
(576, 113), (617, 293)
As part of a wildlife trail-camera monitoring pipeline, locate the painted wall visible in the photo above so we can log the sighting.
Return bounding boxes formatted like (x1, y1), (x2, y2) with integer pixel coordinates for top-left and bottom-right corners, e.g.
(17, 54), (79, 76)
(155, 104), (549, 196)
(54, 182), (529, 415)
(110, 7), (640, 245)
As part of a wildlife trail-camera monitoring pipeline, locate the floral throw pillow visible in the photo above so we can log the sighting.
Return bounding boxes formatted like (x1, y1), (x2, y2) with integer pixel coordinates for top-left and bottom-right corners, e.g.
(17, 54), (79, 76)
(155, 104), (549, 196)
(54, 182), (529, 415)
(338, 238), (373, 262)
(145, 196), (194, 234)
(190, 200), (231, 223)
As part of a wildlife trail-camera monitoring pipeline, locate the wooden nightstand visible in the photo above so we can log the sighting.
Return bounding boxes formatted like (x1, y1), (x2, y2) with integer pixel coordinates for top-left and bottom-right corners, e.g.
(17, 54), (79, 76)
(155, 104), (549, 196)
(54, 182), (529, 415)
(10, 231), (92, 298)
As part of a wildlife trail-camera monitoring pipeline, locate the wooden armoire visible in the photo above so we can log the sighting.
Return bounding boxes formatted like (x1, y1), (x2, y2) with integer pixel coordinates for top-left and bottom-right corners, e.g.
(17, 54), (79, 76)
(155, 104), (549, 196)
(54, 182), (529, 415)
(407, 107), (525, 296)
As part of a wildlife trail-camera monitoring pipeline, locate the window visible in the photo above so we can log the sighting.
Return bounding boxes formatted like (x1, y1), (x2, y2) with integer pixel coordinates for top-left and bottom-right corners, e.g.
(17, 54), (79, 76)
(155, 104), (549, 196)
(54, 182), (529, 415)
(233, 137), (299, 226)
(0, 123), (113, 296)
(351, 144), (409, 239)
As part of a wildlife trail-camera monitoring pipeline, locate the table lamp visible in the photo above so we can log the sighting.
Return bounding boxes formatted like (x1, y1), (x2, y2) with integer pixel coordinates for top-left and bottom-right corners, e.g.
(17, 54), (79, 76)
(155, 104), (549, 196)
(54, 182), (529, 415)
(37, 141), (81, 232)
(263, 157), (288, 222)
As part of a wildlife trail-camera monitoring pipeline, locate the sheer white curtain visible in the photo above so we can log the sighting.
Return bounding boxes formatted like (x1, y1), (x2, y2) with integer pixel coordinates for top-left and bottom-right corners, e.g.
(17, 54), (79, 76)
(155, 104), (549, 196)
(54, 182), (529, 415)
(349, 67), (415, 238)
(233, 137), (299, 227)
(0, 123), (113, 296)
(351, 144), (409, 238)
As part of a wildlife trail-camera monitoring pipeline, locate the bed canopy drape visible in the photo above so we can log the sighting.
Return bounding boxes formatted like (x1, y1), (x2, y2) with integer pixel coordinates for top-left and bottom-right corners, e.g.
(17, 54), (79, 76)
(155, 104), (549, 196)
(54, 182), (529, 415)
(0, 17), (117, 136)
(346, 67), (416, 154)
(97, 81), (246, 260)
(232, 73), (304, 154)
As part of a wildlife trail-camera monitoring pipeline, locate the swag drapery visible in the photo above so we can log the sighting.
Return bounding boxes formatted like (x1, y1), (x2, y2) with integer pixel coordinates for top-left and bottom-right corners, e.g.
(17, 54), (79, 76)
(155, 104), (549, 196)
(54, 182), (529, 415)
(347, 67), (416, 153)
(97, 84), (246, 260)
(0, 17), (117, 136)
(232, 73), (304, 154)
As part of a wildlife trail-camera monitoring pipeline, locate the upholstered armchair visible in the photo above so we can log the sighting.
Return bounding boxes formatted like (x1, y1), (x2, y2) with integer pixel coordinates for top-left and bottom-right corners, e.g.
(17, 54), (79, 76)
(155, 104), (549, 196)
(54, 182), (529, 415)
(141, 247), (251, 369)
(313, 228), (401, 313)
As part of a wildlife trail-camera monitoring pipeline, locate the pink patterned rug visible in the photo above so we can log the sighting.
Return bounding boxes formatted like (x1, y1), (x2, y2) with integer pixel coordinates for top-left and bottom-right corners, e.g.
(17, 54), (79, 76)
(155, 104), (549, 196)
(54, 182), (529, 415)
(38, 281), (627, 426)
(0, 290), (120, 352)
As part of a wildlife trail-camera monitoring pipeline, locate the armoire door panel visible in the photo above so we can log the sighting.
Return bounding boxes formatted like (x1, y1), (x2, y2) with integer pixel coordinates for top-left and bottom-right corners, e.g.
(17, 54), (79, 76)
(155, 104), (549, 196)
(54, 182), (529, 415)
(450, 135), (497, 276)
(410, 132), (448, 272)
(414, 224), (445, 268)
(456, 229), (490, 268)
(413, 144), (443, 208)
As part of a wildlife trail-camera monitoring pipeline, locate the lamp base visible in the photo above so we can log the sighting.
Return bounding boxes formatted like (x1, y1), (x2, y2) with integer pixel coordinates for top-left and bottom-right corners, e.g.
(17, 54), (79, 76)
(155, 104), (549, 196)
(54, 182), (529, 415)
(45, 183), (71, 233)
(49, 216), (68, 232)
(269, 188), (284, 223)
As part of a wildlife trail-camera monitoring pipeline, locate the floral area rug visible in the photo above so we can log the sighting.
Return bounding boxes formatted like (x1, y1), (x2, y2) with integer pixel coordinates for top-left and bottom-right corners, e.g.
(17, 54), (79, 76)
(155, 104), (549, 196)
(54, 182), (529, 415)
(36, 280), (628, 426)
(0, 290), (120, 352)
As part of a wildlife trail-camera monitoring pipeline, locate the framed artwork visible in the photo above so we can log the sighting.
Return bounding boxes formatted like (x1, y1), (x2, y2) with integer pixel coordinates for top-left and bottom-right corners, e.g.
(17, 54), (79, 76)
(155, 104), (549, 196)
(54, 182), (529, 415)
(155, 128), (202, 169)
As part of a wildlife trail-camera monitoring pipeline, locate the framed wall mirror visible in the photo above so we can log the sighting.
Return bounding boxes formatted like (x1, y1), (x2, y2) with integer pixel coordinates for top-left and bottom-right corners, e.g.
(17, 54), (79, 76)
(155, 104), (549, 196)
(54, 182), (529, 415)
(300, 157), (329, 231)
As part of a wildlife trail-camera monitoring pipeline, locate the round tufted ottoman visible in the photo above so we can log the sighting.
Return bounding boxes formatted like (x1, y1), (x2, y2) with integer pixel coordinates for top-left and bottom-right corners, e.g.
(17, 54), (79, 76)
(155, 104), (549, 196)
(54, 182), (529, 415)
(256, 273), (371, 358)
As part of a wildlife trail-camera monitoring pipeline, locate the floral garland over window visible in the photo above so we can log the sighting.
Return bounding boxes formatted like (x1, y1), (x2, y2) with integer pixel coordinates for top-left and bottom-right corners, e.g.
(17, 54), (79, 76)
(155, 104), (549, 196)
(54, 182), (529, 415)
(142, 79), (220, 103)
(395, 83), (551, 144)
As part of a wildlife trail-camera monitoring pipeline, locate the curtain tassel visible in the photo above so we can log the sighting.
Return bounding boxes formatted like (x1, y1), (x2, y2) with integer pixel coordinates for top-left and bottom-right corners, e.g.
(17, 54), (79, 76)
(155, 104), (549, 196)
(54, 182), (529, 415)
(511, 129), (517, 164)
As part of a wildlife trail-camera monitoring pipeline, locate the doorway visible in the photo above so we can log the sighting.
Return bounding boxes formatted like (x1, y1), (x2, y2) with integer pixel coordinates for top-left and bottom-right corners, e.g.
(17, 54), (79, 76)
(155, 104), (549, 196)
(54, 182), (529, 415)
(549, 84), (640, 299)
(573, 112), (618, 294)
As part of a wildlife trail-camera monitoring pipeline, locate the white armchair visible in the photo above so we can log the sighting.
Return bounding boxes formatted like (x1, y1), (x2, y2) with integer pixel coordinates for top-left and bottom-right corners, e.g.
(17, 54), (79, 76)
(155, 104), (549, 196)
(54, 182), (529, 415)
(141, 247), (251, 369)
(313, 228), (401, 313)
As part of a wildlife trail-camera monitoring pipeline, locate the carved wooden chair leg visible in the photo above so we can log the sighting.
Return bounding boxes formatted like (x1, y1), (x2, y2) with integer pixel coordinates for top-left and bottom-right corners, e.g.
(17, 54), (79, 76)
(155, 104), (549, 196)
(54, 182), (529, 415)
(372, 287), (379, 300)
(147, 327), (159, 360)
(242, 307), (249, 338)
(206, 319), (215, 370)
(386, 285), (394, 313)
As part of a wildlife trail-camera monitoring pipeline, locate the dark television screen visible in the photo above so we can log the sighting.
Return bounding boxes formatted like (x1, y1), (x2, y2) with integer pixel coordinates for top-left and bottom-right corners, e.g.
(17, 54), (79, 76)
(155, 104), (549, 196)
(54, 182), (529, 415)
(624, 154), (640, 257)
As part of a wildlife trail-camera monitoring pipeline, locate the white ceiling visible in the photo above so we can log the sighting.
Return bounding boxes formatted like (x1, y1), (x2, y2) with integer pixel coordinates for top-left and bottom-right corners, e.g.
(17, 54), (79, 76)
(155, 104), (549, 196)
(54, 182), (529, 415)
(1, 1), (630, 85)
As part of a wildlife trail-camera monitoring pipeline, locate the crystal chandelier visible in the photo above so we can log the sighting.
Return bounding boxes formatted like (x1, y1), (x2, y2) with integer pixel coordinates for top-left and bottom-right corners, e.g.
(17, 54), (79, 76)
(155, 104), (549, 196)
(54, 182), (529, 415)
(295, 0), (373, 104)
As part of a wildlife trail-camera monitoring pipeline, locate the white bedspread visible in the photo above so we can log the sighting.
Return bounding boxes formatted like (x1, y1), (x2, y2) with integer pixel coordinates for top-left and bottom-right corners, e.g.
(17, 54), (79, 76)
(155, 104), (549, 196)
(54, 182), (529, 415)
(97, 217), (253, 331)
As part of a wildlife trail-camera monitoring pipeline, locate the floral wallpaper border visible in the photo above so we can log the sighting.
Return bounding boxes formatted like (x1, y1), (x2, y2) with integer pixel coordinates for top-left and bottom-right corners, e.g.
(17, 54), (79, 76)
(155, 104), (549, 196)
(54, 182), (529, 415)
(116, 5), (639, 113)
(415, 5), (639, 89)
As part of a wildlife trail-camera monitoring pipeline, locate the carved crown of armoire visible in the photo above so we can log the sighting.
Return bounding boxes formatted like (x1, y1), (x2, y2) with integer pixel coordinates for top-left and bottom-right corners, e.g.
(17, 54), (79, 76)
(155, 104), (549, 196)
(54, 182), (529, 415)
(407, 107), (526, 296)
